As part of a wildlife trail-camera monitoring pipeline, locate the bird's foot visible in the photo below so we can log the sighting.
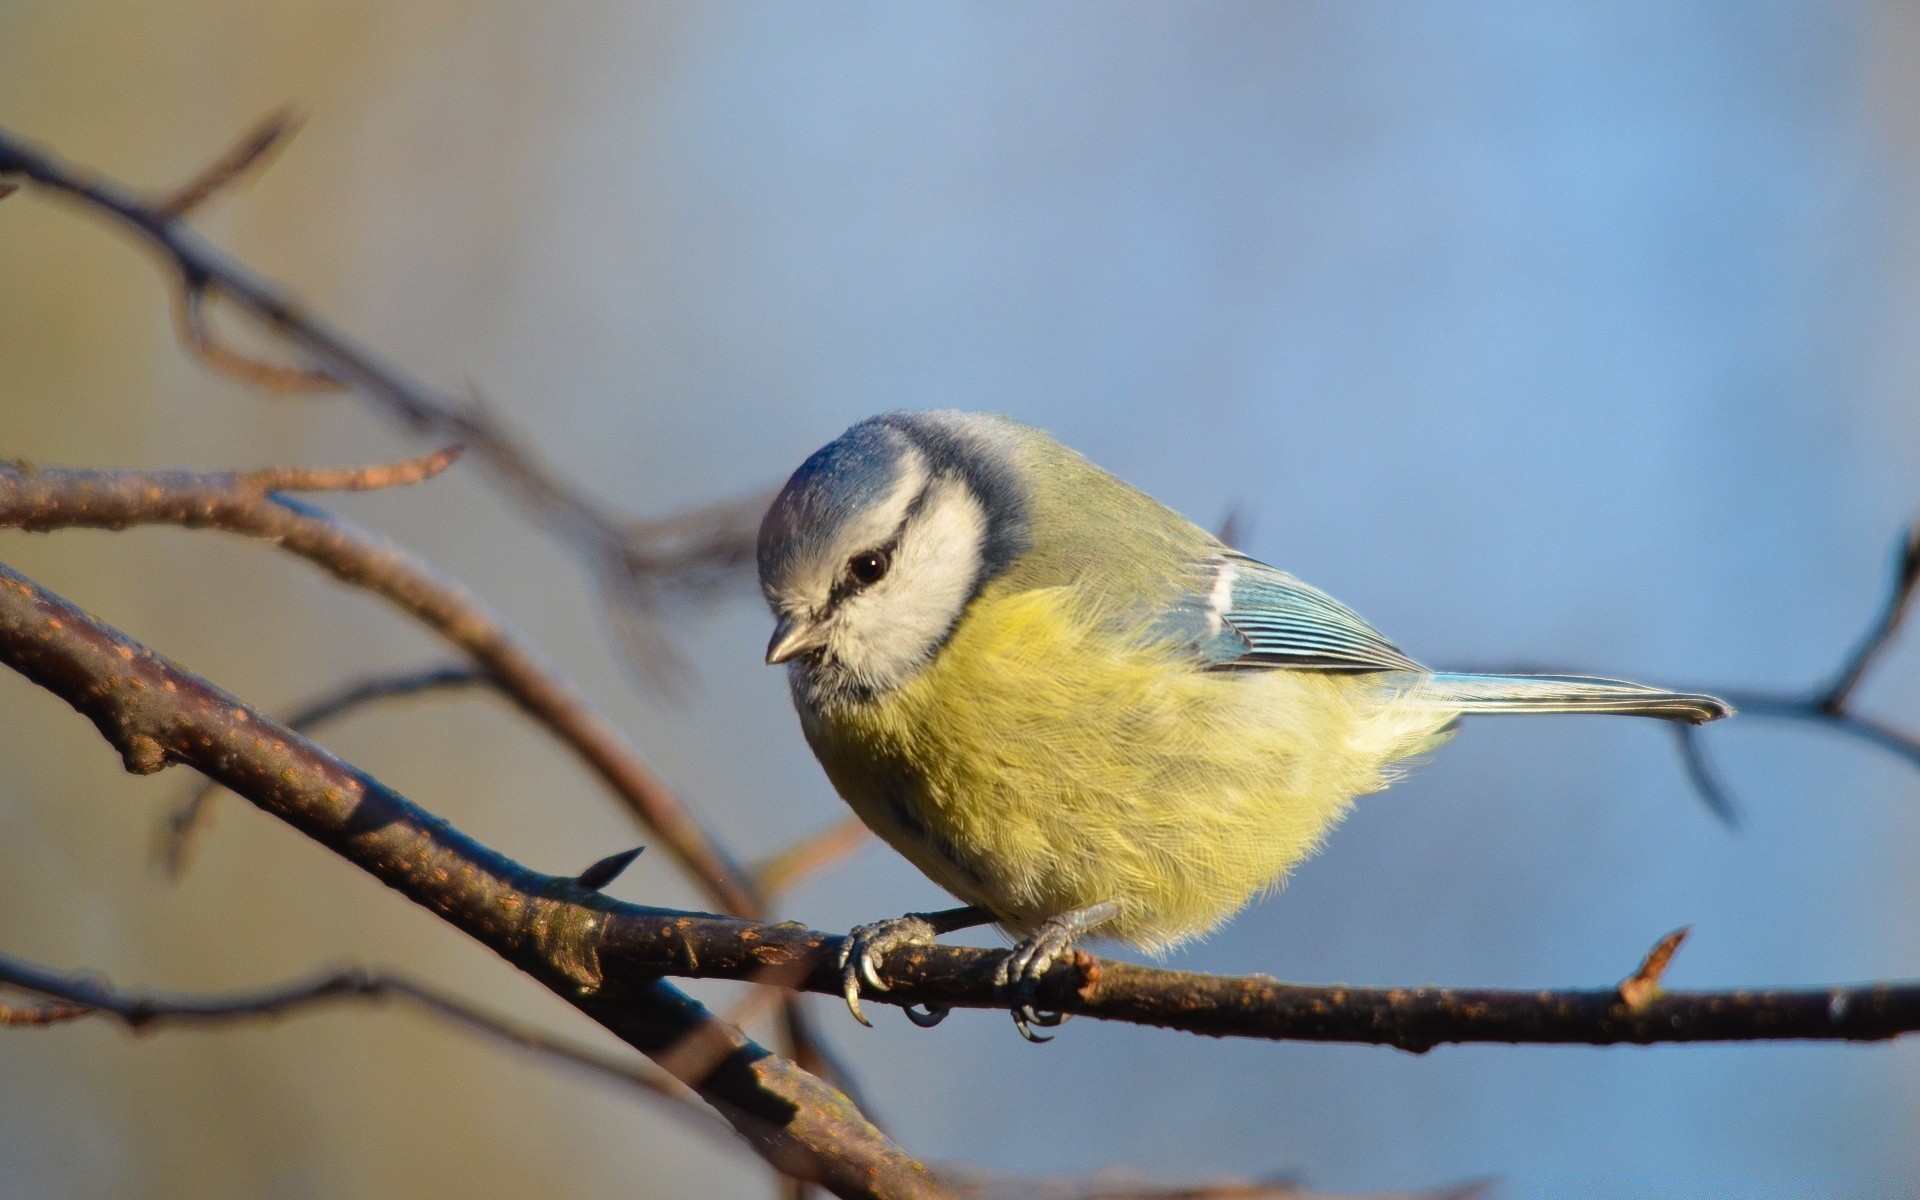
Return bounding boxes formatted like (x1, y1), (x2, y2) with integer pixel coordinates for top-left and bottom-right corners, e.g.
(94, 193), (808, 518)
(836, 905), (994, 1028)
(995, 901), (1121, 1042)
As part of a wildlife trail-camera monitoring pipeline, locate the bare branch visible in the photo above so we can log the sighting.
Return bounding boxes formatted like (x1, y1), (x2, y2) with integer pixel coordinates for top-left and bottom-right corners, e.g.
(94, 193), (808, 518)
(658, 957), (819, 1086)
(0, 947), (730, 1140)
(0, 120), (767, 688)
(0, 560), (945, 1198)
(0, 459), (760, 918)
(0, 999), (92, 1026)
(1683, 526), (1920, 816)
(1670, 724), (1739, 828)
(1818, 521), (1920, 713)
(943, 1168), (1495, 1200)
(159, 662), (487, 877)
(173, 282), (345, 395)
(0, 455), (856, 1130)
(755, 818), (872, 902)
(156, 107), (304, 219)
(240, 443), (464, 493)
(10, 561), (1920, 1066)
(1466, 520), (1920, 823)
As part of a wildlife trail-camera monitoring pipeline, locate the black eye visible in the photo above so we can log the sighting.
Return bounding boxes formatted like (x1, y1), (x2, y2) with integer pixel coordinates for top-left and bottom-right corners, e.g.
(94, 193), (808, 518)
(847, 549), (890, 586)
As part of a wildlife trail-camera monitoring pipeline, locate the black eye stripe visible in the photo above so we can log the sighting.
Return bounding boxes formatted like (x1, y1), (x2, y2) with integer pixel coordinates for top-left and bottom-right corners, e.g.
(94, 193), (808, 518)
(824, 499), (918, 609)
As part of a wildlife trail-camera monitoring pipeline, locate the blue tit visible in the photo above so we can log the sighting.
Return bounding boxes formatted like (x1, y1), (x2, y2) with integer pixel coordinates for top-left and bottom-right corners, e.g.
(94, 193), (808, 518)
(757, 410), (1731, 1039)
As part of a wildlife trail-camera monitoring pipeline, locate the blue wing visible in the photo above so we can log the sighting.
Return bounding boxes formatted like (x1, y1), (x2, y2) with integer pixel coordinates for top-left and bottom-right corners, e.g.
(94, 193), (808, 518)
(1170, 553), (1425, 674)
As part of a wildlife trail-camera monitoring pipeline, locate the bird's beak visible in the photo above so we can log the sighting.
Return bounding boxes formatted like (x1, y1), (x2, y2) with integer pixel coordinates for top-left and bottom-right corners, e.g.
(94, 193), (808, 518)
(766, 614), (827, 665)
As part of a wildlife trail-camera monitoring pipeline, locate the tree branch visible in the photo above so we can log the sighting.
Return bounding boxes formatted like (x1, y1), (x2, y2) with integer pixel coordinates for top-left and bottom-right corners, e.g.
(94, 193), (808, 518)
(6, 559), (1920, 1066)
(0, 947), (732, 1142)
(754, 817), (872, 903)
(0, 457), (761, 919)
(156, 107), (304, 219)
(0, 559), (945, 1198)
(0, 453), (867, 1128)
(0, 119), (767, 689)
(159, 662), (487, 876)
(945, 1169), (1493, 1200)
(1468, 520), (1920, 825)
(1696, 519), (1920, 816)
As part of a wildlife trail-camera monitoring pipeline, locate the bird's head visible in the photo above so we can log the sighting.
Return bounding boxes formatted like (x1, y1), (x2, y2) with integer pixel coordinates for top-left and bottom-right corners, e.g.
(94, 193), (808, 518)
(757, 411), (1031, 704)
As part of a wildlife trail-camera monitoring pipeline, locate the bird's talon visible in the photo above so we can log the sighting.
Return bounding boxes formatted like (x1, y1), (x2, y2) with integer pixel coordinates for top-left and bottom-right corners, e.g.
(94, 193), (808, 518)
(903, 1003), (950, 1028)
(996, 902), (1118, 1041)
(837, 913), (946, 1028)
(1012, 1008), (1053, 1042)
(842, 971), (873, 1027)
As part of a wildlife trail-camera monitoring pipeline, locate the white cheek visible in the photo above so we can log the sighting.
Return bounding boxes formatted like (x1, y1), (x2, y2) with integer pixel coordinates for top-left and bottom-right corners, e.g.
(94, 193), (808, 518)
(827, 479), (987, 692)
(769, 447), (931, 621)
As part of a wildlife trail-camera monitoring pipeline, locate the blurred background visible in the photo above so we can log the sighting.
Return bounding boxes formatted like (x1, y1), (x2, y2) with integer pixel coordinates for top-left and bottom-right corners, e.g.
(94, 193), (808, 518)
(2, 2), (1918, 1197)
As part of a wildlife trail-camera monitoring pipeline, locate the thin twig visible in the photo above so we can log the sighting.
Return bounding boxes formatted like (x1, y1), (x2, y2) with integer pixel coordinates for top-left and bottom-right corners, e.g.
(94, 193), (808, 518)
(1688, 524), (1920, 816)
(0, 459), (759, 918)
(755, 818), (872, 902)
(0, 120), (769, 689)
(941, 1168), (1495, 1200)
(1671, 724), (1740, 827)
(0, 948), (731, 1140)
(1470, 520), (1920, 823)
(173, 280), (344, 394)
(240, 443), (464, 493)
(156, 107), (304, 218)
(1818, 522), (1920, 712)
(0, 999), (92, 1026)
(159, 662), (487, 877)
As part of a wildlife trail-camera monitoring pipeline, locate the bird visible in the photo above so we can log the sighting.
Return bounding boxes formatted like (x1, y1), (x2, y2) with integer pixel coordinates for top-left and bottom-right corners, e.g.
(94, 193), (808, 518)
(756, 410), (1731, 1039)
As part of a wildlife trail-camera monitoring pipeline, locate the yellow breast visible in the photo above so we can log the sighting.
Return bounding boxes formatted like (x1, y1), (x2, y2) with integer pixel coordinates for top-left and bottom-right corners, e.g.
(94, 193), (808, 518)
(800, 584), (1454, 948)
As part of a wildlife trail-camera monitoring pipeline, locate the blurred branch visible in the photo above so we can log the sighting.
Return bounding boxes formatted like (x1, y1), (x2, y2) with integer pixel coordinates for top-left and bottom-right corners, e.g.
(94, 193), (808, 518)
(10, 565), (1920, 1076)
(1467, 521), (1920, 825)
(156, 106), (304, 218)
(0, 119), (768, 688)
(0, 948), (731, 1141)
(755, 818), (872, 902)
(0, 453), (864, 1127)
(1687, 522), (1920, 817)
(0, 559), (944, 1199)
(159, 662), (486, 876)
(172, 275), (345, 395)
(0, 456), (760, 918)
(943, 1169), (1494, 1200)
(0, 116), (856, 1108)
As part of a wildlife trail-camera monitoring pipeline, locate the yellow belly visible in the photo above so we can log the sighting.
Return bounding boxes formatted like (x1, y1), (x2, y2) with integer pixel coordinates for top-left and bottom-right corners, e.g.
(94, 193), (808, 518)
(799, 585), (1455, 949)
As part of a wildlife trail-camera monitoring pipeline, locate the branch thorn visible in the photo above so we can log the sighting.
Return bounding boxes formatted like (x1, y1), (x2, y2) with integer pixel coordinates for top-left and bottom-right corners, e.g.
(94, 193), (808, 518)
(575, 846), (645, 892)
(1619, 926), (1691, 1010)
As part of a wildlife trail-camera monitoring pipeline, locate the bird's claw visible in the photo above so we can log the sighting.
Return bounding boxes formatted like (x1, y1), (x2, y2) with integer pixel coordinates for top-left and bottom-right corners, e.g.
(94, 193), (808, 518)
(993, 901), (1119, 1041)
(838, 914), (945, 1028)
(994, 917), (1084, 1043)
